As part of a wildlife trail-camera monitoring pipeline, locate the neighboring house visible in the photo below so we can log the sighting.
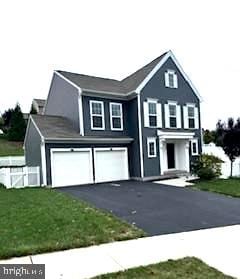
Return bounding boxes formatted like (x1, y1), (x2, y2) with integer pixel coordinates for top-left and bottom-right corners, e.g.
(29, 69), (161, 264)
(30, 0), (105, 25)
(24, 50), (202, 187)
(23, 99), (46, 124)
(32, 99), (46, 114)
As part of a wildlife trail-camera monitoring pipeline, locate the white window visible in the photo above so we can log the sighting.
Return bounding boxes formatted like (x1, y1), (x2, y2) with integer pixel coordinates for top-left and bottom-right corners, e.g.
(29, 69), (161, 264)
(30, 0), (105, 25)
(183, 104), (199, 129)
(188, 106), (195, 129)
(147, 138), (157, 158)
(165, 70), (178, 88)
(148, 101), (157, 127)
(169, 104), (177, 128)
(90, 100), (105, 130)
(191, 139), (199, 155)
(164, 102), (181, 129)
(110, 103), (123, 130)
(143, 100), (162, 128)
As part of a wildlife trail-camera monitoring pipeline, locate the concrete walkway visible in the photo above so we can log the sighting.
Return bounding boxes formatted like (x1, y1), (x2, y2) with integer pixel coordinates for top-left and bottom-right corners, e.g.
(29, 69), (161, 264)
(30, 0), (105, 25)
(154, 177), (193, 187)
(1, 225), (239, 279)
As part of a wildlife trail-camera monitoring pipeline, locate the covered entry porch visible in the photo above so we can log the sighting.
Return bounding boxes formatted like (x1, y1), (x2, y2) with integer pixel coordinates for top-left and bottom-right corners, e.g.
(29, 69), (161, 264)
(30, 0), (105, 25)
(157, 130), (194, 175)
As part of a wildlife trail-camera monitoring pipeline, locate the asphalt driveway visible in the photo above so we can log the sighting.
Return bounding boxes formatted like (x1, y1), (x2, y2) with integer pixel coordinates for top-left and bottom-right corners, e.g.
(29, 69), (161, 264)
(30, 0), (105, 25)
(58, 181), (240, 236)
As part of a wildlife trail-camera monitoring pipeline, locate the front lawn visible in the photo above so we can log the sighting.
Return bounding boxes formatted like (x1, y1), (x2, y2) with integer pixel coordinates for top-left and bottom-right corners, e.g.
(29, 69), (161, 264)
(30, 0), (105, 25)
(193, 178), (240, 198)
(0, 187), (144, 259)
(94, 257), (232, 279)
(0, 136), (24, 156)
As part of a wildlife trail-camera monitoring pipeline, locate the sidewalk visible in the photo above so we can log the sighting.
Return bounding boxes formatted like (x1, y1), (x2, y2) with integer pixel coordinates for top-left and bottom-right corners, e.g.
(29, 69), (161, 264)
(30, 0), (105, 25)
(1, 225), (240, 279)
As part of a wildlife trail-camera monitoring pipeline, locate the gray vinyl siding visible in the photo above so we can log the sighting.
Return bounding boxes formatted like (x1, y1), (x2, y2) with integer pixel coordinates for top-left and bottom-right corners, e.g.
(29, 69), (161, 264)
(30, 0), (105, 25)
(44, 73), (80, 132)
(126, 98), (141, 178)
(82, 95), (141, 178)
(25, 120), (43, 184)
(140, 57), (202, 177)
(82, 95), (128, 136)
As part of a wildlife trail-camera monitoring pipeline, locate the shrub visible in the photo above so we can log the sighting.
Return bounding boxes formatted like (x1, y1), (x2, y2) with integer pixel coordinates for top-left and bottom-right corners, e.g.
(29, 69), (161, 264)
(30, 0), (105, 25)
(192, 154), (223, 180)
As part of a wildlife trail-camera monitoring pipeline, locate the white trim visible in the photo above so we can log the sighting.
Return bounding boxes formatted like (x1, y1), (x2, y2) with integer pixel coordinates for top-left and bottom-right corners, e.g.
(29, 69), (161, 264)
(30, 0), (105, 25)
(143, 101), (149, 127)
(40, 143), (47, 186)
(78, 89), (84, 136)
(50, 148), (93, 187)
(191, 139), (199, 155)
(176, 105), (181, 129)
(156, 103), (162, 128)
(148, 100), (158, 128)
(82, 88), (136, 97)
(94, 147), (127, 152)
(109, 102), (123, 131)
(168, 103), (177, 129)
(54, 71), (81, 90)
(147, 97), (158, 102)
(90, 100), (105, 130)
(165, 69), (178, 89)
(147, 137), (157, 158)
(137, 94), (144, 178)
(45, 137), (133, 143)
(135, 50), (203, 101)
(157, 130), (194, 140)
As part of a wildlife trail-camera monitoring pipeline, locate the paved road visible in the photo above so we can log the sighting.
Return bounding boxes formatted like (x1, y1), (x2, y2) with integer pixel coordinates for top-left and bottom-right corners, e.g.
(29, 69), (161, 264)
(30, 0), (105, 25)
(58, 181), (240, 236)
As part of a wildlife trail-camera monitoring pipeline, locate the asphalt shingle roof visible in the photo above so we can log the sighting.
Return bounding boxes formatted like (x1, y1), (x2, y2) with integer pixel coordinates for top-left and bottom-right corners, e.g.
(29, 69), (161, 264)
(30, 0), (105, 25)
(31, 114), (80, 139)
(31, 115), (133, 142)
(57, 52), (167, 94)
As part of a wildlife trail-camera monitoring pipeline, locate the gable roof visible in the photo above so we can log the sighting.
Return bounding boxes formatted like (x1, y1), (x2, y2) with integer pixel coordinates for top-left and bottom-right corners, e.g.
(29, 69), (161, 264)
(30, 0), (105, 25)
(55, 50), (202, 101)
(120, 52), (167, 92)
(57, 71), (127, 94)
(31, 114), (80, 139)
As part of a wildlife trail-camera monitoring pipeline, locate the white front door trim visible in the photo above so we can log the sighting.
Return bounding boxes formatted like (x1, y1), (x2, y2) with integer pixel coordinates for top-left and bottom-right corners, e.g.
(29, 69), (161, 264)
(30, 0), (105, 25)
(159, 138), (191, 175)
(157, 130), (194, 140)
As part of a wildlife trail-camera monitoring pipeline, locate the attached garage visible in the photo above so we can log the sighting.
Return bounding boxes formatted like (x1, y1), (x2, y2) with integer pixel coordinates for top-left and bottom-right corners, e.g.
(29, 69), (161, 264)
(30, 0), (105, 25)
(50, 147), (129, 187)
(94, 148), (129, 183)
(51, 148), (93, 187)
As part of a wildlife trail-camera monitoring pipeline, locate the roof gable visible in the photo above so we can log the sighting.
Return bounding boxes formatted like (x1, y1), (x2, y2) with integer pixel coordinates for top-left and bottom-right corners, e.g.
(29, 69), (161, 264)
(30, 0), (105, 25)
(55, 51), (202, 101)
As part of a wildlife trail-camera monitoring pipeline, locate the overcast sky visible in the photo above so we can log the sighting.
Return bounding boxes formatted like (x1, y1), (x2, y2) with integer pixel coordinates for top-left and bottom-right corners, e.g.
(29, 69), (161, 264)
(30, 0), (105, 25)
(0, 0), (239, 129)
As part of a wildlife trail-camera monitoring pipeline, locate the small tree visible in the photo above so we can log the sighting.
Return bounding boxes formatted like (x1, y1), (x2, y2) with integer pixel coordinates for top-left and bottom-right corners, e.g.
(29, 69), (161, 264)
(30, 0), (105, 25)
(203, 129), (216, 144)
(216, 118), (240, 177)
(1, 108), (14, 133)
(7, 104), (26, 141)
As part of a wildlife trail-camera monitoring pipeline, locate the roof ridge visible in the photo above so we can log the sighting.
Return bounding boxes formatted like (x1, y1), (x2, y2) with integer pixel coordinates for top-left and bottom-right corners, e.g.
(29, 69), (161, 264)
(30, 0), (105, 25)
(57, 70), (121, 83)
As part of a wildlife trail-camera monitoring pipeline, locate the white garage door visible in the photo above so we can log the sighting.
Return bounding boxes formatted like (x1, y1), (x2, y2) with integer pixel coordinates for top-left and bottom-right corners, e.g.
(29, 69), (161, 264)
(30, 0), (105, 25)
(94, 148), (129, 183)
(51, 149), (93, 187)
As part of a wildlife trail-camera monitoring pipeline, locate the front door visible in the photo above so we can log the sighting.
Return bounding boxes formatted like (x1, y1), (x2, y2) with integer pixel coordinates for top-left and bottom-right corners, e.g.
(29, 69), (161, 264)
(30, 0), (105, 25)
(167, 143), (175, 169)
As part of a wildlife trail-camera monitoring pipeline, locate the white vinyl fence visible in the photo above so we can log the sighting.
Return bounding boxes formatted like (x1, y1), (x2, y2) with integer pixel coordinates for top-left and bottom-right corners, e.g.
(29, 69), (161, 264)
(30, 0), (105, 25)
(0, 166), (40, 189)
(0, 156), (25, 167)
(203, 143), (240, 178)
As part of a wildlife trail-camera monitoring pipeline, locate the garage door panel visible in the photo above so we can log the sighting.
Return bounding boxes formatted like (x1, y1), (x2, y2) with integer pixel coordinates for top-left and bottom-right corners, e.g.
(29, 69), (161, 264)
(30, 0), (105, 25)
(94, 149), (129, 183)
(51, 150), (93, 187)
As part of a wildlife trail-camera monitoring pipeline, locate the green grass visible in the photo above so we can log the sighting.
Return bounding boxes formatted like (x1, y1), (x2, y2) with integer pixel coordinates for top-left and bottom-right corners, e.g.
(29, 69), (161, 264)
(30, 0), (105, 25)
(94, 257), (232, 279)
(0, 136), (24, 156)
(0, 187), (145, 259)
(193, 178), (240, 198)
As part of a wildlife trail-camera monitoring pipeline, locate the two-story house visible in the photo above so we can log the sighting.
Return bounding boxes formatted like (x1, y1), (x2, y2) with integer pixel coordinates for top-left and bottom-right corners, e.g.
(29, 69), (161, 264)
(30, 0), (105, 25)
(24, 51), (202, 187)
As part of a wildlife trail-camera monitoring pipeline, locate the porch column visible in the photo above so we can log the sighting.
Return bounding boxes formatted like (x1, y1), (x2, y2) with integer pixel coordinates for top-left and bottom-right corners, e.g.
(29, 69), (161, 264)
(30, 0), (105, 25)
(185, 141), (190, 172)
(159, 138), (165, 175)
